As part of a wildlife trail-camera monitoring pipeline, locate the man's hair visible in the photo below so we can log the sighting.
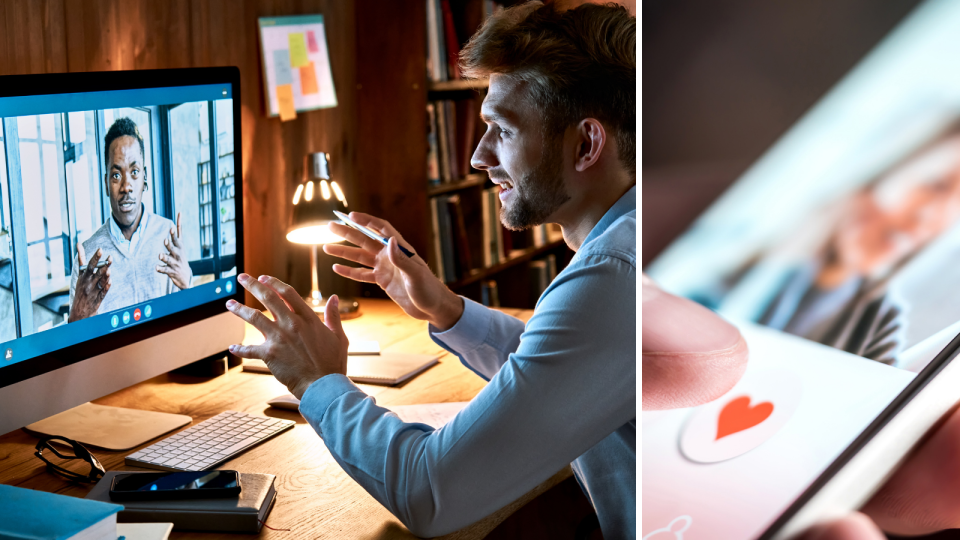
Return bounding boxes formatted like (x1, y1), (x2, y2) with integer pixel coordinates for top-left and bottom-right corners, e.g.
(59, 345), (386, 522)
(460, 2), (635, 176)
(104, 117), (145, 165)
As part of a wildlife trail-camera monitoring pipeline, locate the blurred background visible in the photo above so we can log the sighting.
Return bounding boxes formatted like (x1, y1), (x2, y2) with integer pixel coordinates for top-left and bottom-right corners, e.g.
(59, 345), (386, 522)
(642, 0), (923, 267)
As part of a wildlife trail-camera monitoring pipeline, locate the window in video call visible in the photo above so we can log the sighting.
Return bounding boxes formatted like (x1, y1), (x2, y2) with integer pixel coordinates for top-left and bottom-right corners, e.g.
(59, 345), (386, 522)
(0, 84), (237, 367)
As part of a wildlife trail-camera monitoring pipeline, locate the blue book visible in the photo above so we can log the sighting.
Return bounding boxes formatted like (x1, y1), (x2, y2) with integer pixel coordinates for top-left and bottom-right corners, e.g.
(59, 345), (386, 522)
(0, 484), (123, 540)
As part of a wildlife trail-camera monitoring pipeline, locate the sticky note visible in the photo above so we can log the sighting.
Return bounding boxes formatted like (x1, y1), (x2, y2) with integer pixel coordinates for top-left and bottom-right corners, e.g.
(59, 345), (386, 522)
(307, 30), (319, 54)
(288, 32), (309, 67)
(276, 84), (297, 121)
(300, 62), (319, 95)
(273, 49), (293, 86)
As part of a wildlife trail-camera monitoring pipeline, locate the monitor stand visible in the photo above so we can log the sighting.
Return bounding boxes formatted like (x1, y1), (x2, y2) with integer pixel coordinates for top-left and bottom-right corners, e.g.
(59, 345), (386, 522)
(23, 402), (191, 451)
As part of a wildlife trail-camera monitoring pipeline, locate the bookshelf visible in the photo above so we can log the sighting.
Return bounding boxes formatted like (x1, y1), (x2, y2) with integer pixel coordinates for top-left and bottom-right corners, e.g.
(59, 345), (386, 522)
(426, 172), (487, 196)
(448, 239), (567, 289)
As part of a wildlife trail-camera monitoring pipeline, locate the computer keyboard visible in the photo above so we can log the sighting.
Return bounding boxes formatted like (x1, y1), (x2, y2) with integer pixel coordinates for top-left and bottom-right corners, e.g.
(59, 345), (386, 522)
(124, 411), (296, 472)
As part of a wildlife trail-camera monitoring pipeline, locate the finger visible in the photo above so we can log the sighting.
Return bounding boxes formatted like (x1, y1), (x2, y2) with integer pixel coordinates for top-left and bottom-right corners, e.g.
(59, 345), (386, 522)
(348, 212), (402, 238)
(87, 248), (103, 273)
(331, 263), (378, 284)
(225, 298), (275, 335)
(641, 275), (748, 410)
(77, 241), (87, 268)
(387, 236), (428, 271)
(323, 295), (349, 346)
(237, 273), (290, 320)
(322, 243), (377, 268)
(861, 404), (960, 534)
(797, 513), (884, 540)
(257, 275), (315, 320)
(329, 222), (383, 253)
(169, 226), (182, 250)
(156, 265), (175, 276)
(227, 343), (267, 360)
(176, 212), (182, 239)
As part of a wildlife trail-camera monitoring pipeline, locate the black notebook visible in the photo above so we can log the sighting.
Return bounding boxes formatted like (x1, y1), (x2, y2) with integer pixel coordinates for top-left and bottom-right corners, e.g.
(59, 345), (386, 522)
(86, 471), (276, 533)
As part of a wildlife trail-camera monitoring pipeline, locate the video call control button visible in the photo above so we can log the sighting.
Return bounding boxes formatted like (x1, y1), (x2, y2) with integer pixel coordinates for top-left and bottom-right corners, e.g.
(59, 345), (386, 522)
(111, 315), (119, 328)
(4, 349), (11, 361)
(216, 286), (222, 294)
(226, 280), (233, 293)
(134, 308), (141, 322)
(122, 311), (131, 325)
(145, 305), (152, 318)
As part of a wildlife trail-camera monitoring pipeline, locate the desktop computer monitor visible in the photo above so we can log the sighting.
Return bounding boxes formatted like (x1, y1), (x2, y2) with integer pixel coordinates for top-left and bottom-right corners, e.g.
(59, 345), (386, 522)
(0, 68), (246, 438)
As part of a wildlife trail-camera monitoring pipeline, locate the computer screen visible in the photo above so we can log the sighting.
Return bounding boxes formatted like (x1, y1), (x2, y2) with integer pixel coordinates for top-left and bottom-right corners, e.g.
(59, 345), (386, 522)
(0, 69), (244, 390)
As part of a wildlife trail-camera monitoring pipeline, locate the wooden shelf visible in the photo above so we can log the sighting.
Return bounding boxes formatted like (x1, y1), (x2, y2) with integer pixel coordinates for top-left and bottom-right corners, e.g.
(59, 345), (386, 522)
(427, 173), (488, 196)
(446, 239), (567, 289)
(427, 78), (489, 92)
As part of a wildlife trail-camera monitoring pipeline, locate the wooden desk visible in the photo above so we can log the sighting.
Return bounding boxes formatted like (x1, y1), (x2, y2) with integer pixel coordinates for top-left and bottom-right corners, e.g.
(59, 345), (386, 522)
(0, 299), (574, 539)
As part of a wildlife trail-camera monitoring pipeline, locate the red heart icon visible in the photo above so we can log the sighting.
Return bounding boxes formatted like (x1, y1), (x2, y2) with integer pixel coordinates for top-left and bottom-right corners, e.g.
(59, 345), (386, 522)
(716, 395), (774, 440)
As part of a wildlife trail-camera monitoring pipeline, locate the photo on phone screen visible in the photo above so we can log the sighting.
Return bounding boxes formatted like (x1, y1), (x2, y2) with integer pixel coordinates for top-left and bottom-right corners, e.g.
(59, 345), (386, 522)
(110, 470), (240, 500)
(644, 1), (960, 538)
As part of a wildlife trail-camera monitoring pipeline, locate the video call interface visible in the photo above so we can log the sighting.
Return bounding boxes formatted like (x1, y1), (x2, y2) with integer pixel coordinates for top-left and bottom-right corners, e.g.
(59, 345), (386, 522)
(0, 84), (237, 367)
(643, 1), (960, 538)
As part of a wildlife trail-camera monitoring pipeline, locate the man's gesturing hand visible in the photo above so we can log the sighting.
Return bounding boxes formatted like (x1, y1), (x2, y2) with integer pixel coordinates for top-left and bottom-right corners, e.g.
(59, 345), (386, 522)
(323, 212), (463, 330)
(157, 212), (191, 289)
(68, 243), (112, 322)
(226, 273), (349, 399)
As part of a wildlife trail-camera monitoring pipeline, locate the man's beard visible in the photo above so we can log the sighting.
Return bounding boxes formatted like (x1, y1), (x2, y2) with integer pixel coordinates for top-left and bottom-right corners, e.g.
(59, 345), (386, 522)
(500, 139), (569, 231)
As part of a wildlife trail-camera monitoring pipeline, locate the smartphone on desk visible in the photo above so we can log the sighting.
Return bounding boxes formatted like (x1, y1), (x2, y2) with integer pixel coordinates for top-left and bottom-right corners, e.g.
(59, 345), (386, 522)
(109, 470), (241, 501)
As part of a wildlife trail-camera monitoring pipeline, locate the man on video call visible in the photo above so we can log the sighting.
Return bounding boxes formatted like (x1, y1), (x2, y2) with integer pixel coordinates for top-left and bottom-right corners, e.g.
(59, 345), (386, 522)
(226, 3), (636, 538)
(68, 117), (192, 322)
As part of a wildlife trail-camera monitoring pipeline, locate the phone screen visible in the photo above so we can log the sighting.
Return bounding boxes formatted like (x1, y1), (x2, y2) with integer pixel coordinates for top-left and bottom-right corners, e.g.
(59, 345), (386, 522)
(112, 470), (239, 493)
(644, 2), (960, 536)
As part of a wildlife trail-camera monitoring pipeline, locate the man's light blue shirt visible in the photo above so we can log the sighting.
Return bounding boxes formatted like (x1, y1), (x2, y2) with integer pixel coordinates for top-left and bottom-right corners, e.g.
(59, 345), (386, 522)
(107, 204), (149, 255)
(299, 186), (637, 538)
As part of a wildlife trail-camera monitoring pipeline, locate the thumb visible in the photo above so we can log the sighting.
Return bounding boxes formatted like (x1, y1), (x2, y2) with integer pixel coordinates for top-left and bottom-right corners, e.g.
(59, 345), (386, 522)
(387, 237), (417, 274)
(323, 295), (347, 343)
(642, 275), (748, 410)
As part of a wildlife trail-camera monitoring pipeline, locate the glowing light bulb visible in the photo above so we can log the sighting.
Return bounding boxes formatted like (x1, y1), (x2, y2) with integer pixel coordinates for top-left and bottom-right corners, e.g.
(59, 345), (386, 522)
(292, 184), (304, 205)
(320, 180), (332, 200)
(305, 181), (314, 201)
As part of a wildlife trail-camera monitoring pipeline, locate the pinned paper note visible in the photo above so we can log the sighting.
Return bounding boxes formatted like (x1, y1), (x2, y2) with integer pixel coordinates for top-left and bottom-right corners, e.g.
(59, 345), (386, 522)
(288, 32), (309, 67)
(300, 62), (319, 95)
(259, 15), (337, 117)
(276, 84), (297, 121)
(273, 49), (293, 86)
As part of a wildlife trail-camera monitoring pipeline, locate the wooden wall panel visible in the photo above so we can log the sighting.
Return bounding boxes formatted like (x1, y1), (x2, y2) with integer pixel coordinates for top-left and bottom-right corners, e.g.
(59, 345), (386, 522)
(0, 0), (428, 309)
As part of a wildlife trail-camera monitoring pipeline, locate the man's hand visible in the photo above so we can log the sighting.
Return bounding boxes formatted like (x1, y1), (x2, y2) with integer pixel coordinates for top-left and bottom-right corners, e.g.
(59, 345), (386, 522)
(226, 273), (349, 399)
(68, 243), (112, 322)
(157, 212), (191, 289)
(323, 212), (464, 330)
(644, 274), (960, 538)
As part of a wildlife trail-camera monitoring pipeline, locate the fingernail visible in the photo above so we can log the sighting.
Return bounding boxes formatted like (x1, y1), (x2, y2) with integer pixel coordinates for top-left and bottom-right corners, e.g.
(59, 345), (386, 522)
(226, 299), (237, 308)
(258, 275), (268, 283)
(228, 344), (237, 352)
(238, 274), (249, 283)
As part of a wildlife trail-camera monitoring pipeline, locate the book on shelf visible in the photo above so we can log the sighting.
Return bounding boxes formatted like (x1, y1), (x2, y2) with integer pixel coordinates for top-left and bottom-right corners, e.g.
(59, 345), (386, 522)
(481, 186), (505, 267)
(429, 197), (445, 280)
(436, 195), (458, 283)
(440, 0), (462, 80)
(426, 103), (441, 185)
(481, 280), (501, 307)
(426, 0), (448, 82)
(444, 101), (460, 181)
(427, 99), (479, 184)
(447, 194), (474, 277)
(529, 259), (550, 306)
(454, 99), (475, 178)
(435, 100), (452, 182)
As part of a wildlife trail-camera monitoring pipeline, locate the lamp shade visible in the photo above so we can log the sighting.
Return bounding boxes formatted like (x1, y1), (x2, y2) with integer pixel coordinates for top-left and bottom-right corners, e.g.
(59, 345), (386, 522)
(287, 152), (349, 245)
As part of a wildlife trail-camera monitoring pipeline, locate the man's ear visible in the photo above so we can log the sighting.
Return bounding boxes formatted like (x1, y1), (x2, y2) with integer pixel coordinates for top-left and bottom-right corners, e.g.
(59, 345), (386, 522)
(573, 118), (606, 173)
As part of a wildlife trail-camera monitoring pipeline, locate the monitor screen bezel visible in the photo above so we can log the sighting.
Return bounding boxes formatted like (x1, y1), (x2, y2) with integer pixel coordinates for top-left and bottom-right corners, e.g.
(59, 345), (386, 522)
(0, 67), (245, 388)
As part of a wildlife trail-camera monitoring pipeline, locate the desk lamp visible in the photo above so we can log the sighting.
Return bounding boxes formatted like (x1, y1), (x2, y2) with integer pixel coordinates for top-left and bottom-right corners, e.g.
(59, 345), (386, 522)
(286, 152), (361, 318)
